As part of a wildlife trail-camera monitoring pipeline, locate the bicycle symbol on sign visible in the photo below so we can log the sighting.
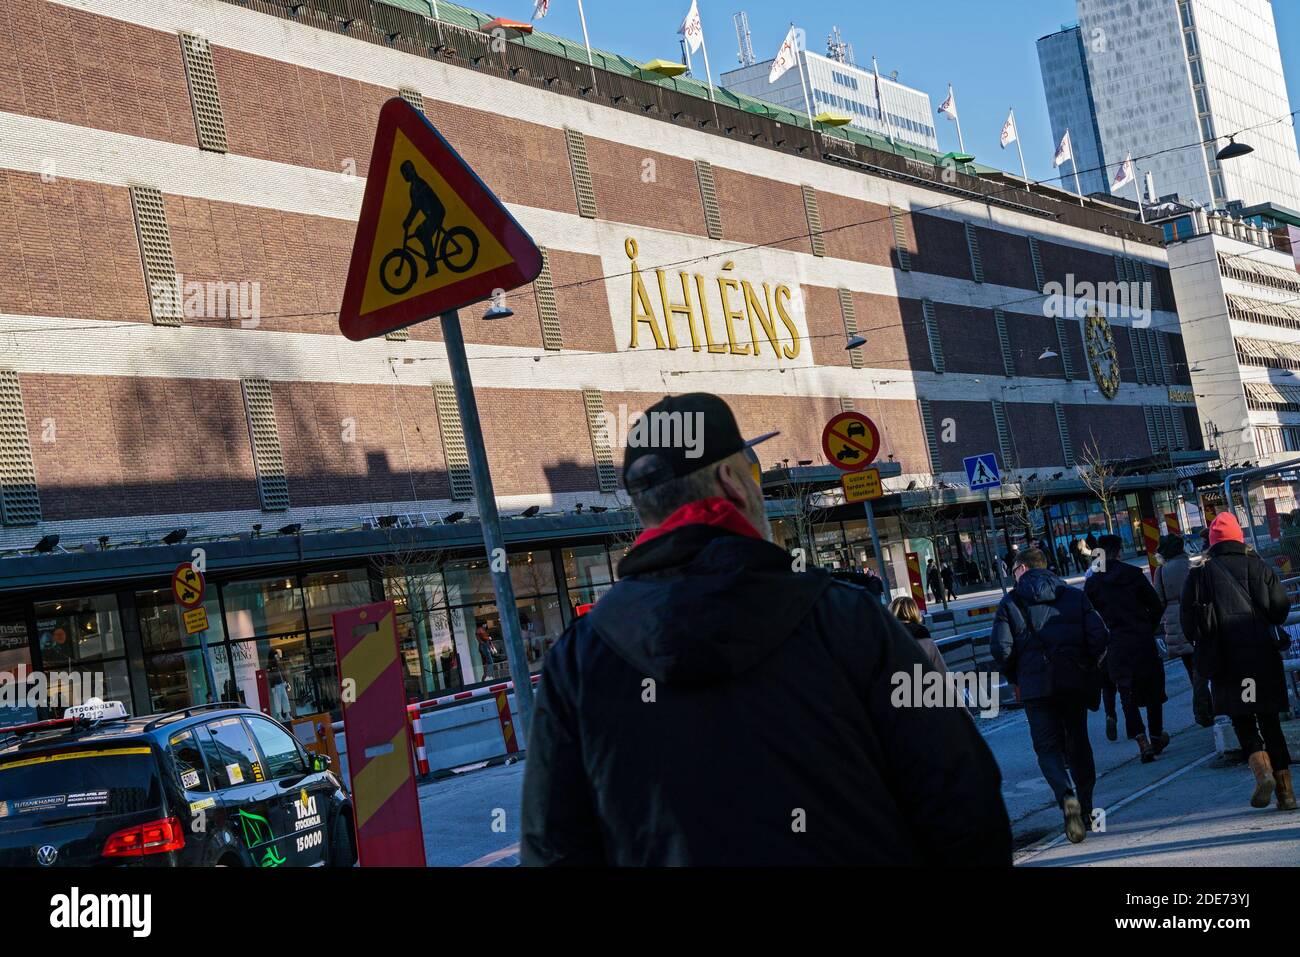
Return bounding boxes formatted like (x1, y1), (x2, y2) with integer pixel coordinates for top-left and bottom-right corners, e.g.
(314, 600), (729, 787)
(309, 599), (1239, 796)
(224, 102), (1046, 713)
(379, 161), (480, 295)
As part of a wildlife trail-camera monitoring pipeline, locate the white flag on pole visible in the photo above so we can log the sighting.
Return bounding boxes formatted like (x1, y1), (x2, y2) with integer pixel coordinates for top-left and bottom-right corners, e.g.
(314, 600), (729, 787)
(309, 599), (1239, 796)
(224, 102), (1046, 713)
(1053, 130), (1073, 168)
(679, 0), (704, 54)
(937, 86), (958, 122)
(532, 0), (550, 20)
(1111, 153), (1135, 190)
(1000, 110), (1017, 148)
(769, 25), (799, 83)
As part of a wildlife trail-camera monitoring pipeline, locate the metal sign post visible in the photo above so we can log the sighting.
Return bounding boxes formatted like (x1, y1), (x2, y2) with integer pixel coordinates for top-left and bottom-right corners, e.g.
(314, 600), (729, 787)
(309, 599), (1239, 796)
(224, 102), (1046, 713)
(440, 308), (534, 746)
(985, 488), (1007, 596)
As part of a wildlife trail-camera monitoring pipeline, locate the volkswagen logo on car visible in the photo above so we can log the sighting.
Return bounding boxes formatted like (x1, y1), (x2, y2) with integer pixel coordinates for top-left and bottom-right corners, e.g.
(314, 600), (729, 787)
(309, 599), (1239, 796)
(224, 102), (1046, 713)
(35, 844), (58, 866)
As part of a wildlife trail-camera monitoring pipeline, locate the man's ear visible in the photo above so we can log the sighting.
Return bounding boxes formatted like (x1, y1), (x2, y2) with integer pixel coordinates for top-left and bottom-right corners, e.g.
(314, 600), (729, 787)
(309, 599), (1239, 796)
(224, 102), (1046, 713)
(714, 460), (750, 509)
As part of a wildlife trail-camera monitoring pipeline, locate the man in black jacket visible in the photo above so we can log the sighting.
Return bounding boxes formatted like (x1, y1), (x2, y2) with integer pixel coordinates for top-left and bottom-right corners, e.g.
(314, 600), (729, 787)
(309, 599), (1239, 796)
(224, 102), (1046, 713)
(520, 393), (1011, 866)
(991, 548), (1108, 844)
(1084, 535), (1168, 763)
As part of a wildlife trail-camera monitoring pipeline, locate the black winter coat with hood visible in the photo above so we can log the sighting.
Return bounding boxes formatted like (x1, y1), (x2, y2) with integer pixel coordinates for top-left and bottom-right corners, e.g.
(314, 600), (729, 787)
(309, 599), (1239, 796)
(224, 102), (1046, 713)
(1084, 562), (1165, 688)
(1180, 540), (1292, 716)
(519, 524), (1011, 867)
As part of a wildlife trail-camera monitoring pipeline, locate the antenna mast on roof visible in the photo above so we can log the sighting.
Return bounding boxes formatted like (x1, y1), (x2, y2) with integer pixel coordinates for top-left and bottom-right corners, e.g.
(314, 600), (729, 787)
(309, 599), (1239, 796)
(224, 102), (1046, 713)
(734, 11), (756, 66)
(827, 25), (855, 66)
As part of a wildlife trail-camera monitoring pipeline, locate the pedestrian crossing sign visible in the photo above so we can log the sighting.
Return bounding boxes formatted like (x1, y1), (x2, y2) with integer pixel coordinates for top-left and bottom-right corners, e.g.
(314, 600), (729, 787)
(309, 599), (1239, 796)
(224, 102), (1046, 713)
(964, 452), (1001, 490)
(339, 97), (543, 340)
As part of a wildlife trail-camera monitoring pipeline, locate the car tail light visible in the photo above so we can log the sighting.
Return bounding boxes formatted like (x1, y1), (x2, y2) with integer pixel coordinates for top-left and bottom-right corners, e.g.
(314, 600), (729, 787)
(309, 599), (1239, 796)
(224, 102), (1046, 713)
(102, 817), (186, 858)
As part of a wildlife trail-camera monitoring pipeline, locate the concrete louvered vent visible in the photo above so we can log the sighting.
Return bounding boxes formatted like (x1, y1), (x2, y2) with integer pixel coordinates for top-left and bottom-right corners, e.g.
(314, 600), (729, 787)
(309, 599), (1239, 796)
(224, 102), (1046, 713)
(839, 397), (855, 412)
(240, 378), (290, 511)
(838, 288), (863, 369)
(130, 186), (182, 327)
(922, 300), (945, 373)
(398, 87), (425, 113)
(994, 310), (1015, 377)
(534, 248), (562, 351)
(1028, 236), (1045, 291)
(991, 400), (1014, 471)
(802, 185), (825, 256)
(564, 128), (597, 218)
(964, 222), (984, 283)
(434, 383), (473, 501)
(0, 370), (41, 526)
(385, 328), (410, 341)
(890, 206), (911, 271)
(180, 32), (228, 153)
(1054, 401), (1074, 468)
(917, 398), (942, 473)
(1054, 317), (1075, 380)
(583, 389), (617, 493)
(695, 159), (723, 240)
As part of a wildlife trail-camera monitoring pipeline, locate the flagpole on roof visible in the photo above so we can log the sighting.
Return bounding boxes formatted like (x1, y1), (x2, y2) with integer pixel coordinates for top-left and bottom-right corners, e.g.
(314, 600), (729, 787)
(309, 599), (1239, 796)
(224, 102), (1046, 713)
(945, 84), (965, 153)
(793, 24), (816, 132)
(1133, 161), (1146, 223)
(1009, 108), (1030, 186)
(576, 0), (598, 94)
(698, 11), (717, 107)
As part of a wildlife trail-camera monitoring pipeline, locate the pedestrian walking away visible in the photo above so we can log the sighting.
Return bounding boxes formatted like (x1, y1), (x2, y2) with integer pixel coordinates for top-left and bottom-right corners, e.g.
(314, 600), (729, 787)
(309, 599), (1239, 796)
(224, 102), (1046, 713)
(991, 548), (1109, 844)
(927, 559), (945, 606)
(520, 393), (1011, 865)
(1155, 533), (1213, 727)
(941, 563), (958, 602)
(890, 596), (947, 674)
(1181, 512), (1296, 811)
(1085, 535), (1169, 763)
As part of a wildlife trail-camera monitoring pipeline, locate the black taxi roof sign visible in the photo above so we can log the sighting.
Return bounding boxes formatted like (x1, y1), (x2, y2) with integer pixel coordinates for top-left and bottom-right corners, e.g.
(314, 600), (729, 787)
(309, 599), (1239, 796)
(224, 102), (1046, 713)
(821, 411), (881, 472)
(339, 98), (543, 340)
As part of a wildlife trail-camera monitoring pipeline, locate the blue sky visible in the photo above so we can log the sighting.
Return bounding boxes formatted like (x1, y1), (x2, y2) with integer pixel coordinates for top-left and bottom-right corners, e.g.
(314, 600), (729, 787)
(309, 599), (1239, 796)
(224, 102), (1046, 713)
(507, 0), (1300, 185)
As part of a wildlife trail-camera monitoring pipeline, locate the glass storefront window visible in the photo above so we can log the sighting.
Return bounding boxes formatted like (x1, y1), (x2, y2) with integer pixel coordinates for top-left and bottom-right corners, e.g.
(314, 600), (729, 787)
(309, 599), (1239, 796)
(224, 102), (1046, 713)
(145, 646), (232, 714)
(226, 634), (315, 722)
(34, 594), (125, 666)
(0, 612), (35, 724)
(136, 589), (225, 653)
(563, 545), (611, 592)
(223, 577), (305, 640)
(608, 543), (632, 579)
(302, 569), (371, 631)
(397, 608), (463, 699)
(569, 582), (613, 615)
(443, 560), (497, 607)
(519, 595), (566, 671)
(384, 563), (448, 617)
(509, 551), (557, 598)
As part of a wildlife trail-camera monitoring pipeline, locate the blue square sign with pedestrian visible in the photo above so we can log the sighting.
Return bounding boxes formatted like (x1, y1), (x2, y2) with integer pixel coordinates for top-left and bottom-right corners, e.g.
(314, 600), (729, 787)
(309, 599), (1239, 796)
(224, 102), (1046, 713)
(964, 453), (1001, 490)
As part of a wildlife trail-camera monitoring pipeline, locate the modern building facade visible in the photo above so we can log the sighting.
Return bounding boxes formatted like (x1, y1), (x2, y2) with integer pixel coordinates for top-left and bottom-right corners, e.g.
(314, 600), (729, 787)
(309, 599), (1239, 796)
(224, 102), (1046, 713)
(721, 47), (939, 151)
(0, 0), (1202, 722)
(1161, 202), (1300, 520)
(1036, 24), (1109, 197)
(1038, 0), (1300, 210)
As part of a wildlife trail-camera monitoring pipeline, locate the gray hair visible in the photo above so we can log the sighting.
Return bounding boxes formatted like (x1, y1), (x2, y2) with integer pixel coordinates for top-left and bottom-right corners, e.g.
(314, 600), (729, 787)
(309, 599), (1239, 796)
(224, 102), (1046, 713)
(626, 458), (721, 526)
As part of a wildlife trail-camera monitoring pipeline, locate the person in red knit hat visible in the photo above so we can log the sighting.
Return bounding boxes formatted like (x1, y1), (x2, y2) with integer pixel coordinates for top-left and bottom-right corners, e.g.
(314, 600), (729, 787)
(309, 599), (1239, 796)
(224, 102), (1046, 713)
(1182, 512), (1296, 810)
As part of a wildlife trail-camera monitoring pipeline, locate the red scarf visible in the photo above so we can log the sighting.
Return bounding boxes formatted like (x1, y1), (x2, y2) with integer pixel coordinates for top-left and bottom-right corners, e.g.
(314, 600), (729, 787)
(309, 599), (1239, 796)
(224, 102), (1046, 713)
(633, 497), (763, 548)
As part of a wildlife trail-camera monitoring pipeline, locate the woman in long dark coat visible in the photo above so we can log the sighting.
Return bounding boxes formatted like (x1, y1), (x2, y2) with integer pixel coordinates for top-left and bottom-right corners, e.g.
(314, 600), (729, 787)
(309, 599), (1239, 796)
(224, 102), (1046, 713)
(1181, 512), (1295, 810)
(1084, 535), (1168, 762)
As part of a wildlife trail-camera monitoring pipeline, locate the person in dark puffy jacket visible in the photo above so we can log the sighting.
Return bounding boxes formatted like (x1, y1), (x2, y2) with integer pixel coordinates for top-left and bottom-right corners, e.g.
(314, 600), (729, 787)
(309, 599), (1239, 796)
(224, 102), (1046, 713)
(991, 548), (1109, 844)
(520, 393), (1011, 866)
(1084, 535), (1169, 763)
(1181, 512), (1295, 811)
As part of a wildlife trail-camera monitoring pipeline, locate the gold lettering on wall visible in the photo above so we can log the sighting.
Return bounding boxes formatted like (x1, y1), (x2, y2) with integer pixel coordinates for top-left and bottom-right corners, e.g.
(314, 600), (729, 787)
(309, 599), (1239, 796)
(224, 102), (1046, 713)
(624, 236), (802, 361)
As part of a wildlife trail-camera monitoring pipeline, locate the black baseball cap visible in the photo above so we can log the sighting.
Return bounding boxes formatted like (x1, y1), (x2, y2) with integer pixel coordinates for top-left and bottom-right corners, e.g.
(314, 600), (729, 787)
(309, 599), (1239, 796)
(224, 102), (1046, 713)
(622, 393), (778, 494)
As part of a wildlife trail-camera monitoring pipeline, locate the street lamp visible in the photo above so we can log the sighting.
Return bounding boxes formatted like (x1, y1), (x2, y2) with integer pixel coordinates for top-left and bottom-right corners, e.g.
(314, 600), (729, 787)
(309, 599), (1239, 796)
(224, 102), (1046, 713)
(1039, 347), (1059, 360)
(1216, 137), (1254, 161)
(845, 334), (866, 351)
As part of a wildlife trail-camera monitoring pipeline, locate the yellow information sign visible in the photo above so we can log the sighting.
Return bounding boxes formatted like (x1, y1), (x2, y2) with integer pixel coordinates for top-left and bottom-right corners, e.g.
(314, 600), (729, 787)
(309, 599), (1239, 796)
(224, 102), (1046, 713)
(842, 467), (883, 503)
(183, 606), (210, 635)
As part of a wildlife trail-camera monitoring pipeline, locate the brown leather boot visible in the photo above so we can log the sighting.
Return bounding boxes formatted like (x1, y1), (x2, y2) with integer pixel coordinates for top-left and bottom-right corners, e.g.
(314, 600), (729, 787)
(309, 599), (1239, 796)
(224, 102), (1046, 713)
(1275, 769), (1297, 811)
(1248, 751), (1275, 808)
(1137, 734), (1155, 763)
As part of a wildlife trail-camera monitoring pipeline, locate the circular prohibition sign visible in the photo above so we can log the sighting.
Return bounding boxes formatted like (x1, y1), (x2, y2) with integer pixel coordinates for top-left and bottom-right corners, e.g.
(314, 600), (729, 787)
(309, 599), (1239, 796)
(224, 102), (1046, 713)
(820, 411), (881, 472)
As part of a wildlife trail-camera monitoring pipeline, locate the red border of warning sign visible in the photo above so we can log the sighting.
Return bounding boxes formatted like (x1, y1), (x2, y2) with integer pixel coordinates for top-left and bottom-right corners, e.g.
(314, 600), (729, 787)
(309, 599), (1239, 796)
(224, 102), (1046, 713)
(339, 98), (544, 340)
(821, 412), (881, 472)
(171, 563), (204, 610)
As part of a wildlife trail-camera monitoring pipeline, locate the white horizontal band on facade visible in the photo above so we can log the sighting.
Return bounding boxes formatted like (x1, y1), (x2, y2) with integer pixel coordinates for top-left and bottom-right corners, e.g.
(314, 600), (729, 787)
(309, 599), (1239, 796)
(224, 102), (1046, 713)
(0, 109), (1177, 332)
(44, 0), (1170, 266)
(0, 312), (1179, 408)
